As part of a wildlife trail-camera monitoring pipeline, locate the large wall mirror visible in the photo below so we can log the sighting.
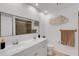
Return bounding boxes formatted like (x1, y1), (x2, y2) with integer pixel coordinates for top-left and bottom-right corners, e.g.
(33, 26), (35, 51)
(0, 12), (39, 37)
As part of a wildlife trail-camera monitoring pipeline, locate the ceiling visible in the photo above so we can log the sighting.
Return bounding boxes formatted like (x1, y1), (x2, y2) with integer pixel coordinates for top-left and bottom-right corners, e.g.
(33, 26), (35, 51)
(27, 3), (78, 14)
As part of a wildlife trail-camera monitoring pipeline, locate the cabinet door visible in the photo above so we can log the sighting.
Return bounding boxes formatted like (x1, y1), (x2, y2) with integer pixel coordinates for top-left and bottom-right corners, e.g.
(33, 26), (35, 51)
(27, 48), (42, 56)
(1, 13), (13, 36)
(28, 46), (47, 56)
(40, 45), (47, 56)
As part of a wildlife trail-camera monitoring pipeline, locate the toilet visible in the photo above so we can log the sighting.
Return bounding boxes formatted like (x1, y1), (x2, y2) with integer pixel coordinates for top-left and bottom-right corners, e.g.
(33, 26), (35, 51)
(47, 44), (54, 56)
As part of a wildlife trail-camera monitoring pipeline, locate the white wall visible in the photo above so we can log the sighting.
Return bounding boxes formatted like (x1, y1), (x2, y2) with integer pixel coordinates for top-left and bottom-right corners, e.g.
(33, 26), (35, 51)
(0, 3), (39, 20)
(41, 5), (78, 56)
(0, 3), (39, 46)
(39, 13), (46, 37)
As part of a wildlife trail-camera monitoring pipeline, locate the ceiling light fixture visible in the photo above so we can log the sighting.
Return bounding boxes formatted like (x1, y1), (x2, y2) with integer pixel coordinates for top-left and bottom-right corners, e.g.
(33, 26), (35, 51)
(35, 3), (39, 6)
(44, 10), (48, 14)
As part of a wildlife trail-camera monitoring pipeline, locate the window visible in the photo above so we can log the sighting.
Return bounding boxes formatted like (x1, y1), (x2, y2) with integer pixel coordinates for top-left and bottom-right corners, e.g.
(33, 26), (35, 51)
(16, 18), (32, 35)
(60, 30), (76, 47)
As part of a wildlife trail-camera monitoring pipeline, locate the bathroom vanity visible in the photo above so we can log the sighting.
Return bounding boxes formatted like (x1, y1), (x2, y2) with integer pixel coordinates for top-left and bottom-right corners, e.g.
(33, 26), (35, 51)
(0, 12), (46, 56)
(0, 38), (47, 56)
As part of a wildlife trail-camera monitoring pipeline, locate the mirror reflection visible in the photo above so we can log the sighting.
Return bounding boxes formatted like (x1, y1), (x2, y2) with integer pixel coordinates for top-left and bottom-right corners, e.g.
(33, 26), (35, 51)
(0, 12), (39, 37)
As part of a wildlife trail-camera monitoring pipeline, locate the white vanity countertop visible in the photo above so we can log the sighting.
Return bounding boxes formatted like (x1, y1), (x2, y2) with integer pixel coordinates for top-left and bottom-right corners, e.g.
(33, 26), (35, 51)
(0, 38), (47, 56)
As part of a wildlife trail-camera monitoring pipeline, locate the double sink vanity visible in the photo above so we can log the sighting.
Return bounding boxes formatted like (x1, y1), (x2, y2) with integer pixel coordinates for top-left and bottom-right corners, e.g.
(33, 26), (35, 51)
(0, 38), (47, 56)
(0, 12), (47, 56)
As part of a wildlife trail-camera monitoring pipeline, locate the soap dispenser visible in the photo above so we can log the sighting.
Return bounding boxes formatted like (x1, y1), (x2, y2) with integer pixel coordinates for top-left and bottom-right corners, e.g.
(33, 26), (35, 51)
(0, 38), (5, 49)
(38, 34), (40, 38)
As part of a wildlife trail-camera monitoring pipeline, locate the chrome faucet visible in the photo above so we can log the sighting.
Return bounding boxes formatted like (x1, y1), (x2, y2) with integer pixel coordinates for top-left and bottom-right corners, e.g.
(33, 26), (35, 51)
(12, 39), (19, 45)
